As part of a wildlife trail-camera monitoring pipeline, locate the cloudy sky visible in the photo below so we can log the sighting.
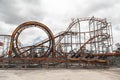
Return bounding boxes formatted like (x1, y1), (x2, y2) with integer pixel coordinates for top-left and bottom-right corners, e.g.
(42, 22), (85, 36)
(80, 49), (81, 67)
(0, 0), (120, 48)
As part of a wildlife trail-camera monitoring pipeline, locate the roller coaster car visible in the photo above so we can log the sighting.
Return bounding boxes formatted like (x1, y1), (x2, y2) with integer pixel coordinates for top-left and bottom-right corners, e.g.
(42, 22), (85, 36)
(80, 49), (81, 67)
(95, 55), (109, 65)
(79, 54), (109, 65)
(80, 54), (96, 62)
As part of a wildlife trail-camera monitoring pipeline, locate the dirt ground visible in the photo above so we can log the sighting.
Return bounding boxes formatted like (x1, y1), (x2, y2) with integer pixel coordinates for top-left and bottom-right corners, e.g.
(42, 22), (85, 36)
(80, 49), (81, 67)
(0, 68), (120, 80)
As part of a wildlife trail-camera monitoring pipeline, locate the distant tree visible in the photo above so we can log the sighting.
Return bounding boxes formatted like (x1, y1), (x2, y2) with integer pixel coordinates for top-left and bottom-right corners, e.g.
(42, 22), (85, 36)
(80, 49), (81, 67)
(115, 43), (120, 50)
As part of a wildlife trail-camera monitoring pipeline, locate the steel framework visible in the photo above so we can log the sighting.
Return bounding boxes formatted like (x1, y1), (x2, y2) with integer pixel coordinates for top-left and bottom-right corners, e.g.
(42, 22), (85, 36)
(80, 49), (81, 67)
(0, 35), (11, 58)
(0, 17), (120, 69)
(56, 17), (113, 54)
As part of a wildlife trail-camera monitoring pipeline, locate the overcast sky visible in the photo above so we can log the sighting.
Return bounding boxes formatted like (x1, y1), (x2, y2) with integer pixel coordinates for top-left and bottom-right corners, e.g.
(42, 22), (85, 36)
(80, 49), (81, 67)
(0, 0), (120, 48)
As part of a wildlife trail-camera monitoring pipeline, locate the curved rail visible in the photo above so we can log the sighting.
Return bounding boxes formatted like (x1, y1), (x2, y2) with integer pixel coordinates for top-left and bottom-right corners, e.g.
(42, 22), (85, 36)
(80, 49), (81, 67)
(8, 21), (55, 58)
(77, 33), (110, 53)
(55, 17), (108, 47)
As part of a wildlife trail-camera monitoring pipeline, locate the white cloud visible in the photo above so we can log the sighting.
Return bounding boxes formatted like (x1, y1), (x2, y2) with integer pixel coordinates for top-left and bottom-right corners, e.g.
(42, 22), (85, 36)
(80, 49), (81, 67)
(0, 0), (120, 48)
(0, 21), (16, 35)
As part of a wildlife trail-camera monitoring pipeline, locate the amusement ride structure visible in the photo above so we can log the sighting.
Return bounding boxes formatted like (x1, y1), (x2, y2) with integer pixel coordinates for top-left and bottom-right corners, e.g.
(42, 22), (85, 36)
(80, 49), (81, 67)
(0, 17), (120, 69)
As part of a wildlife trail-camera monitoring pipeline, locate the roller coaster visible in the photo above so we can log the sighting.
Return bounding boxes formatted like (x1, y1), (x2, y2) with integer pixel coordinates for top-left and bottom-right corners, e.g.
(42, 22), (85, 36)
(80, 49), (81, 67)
(0, 17), (120, 69)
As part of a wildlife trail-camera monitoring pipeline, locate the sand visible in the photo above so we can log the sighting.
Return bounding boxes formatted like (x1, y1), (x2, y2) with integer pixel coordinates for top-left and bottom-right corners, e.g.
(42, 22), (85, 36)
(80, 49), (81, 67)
(0, 68), (120, 80)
